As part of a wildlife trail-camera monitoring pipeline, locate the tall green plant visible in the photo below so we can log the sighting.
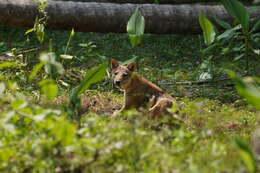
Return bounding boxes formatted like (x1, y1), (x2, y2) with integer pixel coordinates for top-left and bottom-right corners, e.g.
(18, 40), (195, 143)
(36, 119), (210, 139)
(67, 63), (108, 120)
(198, 13), (216, 81)
(220, 0), (259, 71)
(25, 0), (48, 44)
(198, 0), (259, 77)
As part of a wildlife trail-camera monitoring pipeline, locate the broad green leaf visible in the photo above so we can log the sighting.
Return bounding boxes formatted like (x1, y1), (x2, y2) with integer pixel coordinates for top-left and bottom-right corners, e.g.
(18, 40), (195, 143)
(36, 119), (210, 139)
(229, 71), (260, 109)
(29, 61), (45, 80)
(199, 12), (216, 45)
(127, 8), (145, 47)
(76, 62), (108, 96)
(235, 138), (257, 173)
(222, 0), (249, 32)
(214, 16), (231, 29)
(68, 63), (107, 119)
(39, 79), (58, 101)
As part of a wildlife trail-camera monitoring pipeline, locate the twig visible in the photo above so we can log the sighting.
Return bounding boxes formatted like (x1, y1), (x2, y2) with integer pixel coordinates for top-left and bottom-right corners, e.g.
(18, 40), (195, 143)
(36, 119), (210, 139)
(159, 74), (249, 86)
(0, 46), (42, 57)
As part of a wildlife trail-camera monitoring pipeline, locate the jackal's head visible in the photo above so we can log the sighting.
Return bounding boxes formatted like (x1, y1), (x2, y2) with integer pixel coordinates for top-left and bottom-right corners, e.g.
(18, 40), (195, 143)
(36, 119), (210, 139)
(111, 59), (136, 89)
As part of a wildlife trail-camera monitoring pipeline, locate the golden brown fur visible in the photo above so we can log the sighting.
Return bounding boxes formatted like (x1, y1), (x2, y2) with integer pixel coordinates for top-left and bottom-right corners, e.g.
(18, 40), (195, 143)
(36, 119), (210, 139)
(111, 59), (176, 118)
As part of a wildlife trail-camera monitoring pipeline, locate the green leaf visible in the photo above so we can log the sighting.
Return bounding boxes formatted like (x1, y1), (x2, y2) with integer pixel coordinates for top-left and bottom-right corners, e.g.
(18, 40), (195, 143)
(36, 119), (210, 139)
(74, 62), (108, 97)
(253, 49), (260, 55)
(29, 61), (45, 80)
(199, 12), (216, 45)
(127, 8), (145, 47)
(52, 121), (76, 145)
(228, 71), (260, 109)
(39, 79), (58, 101)
(11, 99), (28, 110)
(199, 71), (212, 81)
(235, 138), (257, 173)
(222, 0), (249, 32)
(121, 56), (138, 65)
(67, 63), (107, 119)
(24, 28), (36, 35)
(217, 25), (241, 41)
(214, 16), (231, 29)
(251, 19), (260, 33)
(0, 62), (18, 69)
(202, 43), (218, 55)
(248, 5), (260, 13)
(234, 53), (244, 61)
(129, 35), (142, 47)
(70, 28), (75, 38)
(37, 23), (45, 43)
(40, 52), (64, 75)
(60, 54), (74, 60)
(197, 58), (213, 81)
(65, 28), (76, 54)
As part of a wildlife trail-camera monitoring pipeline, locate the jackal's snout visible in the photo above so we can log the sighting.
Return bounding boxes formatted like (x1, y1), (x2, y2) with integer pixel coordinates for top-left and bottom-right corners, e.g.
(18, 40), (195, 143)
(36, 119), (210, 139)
(115, 80), (121, 86)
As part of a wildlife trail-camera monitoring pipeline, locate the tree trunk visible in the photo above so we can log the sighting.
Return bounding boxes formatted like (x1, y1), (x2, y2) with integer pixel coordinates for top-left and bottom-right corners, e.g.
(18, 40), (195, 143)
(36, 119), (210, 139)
(52, 0), (255, 5)
(0, 0), (259, 34)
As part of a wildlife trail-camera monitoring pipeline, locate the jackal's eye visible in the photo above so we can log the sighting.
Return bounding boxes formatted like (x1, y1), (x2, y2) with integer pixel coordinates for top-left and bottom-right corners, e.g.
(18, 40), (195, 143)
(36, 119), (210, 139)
(114, 72), (118, 75)
(123, 73), (128, 76)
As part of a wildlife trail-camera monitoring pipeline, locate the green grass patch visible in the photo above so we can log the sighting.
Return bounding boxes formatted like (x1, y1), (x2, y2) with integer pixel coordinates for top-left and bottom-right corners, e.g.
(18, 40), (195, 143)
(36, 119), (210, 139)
(0, 26), (259, 172)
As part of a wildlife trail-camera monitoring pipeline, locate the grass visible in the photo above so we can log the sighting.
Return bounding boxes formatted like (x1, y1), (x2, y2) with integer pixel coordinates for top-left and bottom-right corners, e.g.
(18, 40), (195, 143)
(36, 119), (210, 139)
(0, 25), (259, 173)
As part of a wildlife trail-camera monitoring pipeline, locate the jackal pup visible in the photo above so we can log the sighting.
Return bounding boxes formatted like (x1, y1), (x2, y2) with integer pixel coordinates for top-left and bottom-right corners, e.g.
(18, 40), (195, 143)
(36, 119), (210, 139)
(111, 59), (176, 117)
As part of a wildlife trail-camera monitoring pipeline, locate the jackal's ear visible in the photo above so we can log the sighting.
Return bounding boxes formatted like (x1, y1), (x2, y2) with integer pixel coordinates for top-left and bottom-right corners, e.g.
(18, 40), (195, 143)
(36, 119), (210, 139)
(111, 59), (119, 69)
(127, 62), (136, 72)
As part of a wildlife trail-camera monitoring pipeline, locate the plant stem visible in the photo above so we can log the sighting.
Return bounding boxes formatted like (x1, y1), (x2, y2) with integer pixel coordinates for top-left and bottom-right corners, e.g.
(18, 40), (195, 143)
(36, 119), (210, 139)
(244, 34), (249, 74)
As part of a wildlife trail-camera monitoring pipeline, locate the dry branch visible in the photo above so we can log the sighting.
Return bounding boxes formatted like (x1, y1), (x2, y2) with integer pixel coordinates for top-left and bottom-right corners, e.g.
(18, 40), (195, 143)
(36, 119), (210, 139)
(0, 0), (259, 34)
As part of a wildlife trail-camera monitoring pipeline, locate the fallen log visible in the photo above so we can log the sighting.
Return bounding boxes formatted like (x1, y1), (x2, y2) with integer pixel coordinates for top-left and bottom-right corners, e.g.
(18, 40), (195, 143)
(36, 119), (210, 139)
(51, 0), (255, 4)
(0, 0), (259, 34)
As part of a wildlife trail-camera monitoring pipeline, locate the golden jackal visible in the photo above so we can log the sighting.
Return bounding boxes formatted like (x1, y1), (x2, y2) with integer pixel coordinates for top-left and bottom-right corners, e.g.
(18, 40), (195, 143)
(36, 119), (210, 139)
(111, 59), (176, 118)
